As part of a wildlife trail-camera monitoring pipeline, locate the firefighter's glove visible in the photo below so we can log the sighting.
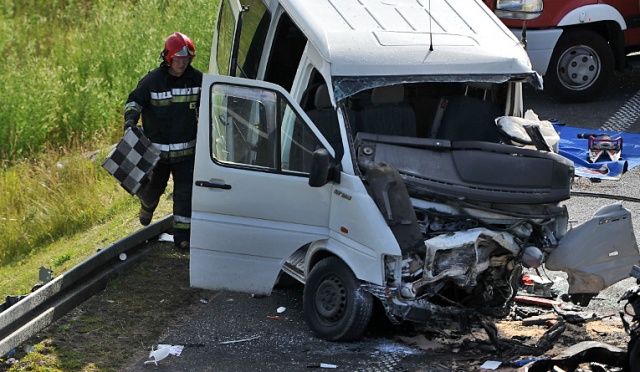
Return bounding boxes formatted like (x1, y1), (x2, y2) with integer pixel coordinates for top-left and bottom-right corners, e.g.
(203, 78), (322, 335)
(124, 120), (136, 132)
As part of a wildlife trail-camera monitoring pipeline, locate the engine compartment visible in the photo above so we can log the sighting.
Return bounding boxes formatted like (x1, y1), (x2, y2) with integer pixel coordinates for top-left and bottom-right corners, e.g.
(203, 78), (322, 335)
(355, 132), (574, 315)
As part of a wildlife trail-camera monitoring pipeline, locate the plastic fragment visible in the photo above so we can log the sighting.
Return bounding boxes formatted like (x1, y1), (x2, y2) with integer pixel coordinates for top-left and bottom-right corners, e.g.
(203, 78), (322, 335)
(479, 360), (501, 370)
(144, 345), (172, 366)
(307, 363), (338, 368)
(219, 335), (260, 345)
(277, 306), (286, 313)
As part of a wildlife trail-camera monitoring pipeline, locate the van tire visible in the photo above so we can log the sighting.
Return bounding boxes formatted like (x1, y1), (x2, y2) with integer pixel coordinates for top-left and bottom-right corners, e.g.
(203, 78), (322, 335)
(303, 257), (373, 341)
(545, 29), (613, 102)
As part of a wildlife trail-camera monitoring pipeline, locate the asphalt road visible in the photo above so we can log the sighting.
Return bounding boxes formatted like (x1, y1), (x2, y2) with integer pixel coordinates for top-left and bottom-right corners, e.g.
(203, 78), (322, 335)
(124, 72), (640, 372)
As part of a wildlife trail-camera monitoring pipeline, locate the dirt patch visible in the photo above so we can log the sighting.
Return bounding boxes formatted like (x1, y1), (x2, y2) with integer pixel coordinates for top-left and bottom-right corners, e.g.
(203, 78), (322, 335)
(1, 242), (211, 372)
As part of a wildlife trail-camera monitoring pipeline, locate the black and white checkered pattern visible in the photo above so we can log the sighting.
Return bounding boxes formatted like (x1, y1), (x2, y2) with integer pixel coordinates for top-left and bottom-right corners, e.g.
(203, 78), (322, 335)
(101, 127), (160, 196)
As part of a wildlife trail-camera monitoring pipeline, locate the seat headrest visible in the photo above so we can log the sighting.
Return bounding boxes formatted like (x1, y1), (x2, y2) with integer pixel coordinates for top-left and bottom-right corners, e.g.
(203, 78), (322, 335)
(314, 84), (332, 110)
(371, 85), (404, 106)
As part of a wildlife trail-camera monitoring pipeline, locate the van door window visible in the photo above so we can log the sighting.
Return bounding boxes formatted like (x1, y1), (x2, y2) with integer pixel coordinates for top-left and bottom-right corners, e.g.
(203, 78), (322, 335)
(216, 0), (236, 75)
(209, 83), (325, 175)
(234, 0), (270, 79)
(264, 12), (307, 91)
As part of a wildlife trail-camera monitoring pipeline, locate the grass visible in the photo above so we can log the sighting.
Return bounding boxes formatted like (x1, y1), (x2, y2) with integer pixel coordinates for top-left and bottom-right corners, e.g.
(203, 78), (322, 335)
(0, 0), (218, 369)
(0, 0), (219, 294)
(0, 175), (172, 298)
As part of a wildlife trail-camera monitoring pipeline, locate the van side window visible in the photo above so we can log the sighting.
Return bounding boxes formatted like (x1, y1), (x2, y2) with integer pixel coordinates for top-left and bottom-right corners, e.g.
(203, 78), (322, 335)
(281, 104), (324, 173)
(264, 12), (307, 91)
(209, 83), (324, 175)
(235, 0), (270, 79)
(216, 0), (235, 75)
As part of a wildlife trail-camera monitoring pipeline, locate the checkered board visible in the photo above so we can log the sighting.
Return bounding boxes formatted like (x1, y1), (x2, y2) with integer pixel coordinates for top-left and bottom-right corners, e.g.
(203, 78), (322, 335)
(101, 127), (160, 196)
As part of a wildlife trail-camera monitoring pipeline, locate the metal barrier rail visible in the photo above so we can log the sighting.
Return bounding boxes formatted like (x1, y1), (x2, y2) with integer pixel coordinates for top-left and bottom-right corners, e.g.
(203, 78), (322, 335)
(0, 215), (172, 357)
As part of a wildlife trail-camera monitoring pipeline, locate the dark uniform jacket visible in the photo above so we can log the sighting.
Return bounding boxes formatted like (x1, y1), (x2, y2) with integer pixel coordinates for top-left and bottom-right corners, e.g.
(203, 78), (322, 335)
(124, 65), (203, 146)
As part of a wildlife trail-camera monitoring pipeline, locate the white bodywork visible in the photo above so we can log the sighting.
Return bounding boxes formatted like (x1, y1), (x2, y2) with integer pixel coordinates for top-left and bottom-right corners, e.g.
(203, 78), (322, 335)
(193, 0), (536, 295)
(190, 0), (639, 340)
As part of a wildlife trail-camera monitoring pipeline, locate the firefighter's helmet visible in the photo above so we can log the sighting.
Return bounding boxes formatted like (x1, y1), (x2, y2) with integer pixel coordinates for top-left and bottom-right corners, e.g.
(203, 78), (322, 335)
(161, 32), (196, 65)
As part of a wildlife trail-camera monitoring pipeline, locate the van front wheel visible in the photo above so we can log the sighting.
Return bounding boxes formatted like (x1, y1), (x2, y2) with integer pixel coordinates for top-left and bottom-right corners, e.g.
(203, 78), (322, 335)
(303, 257), (373, 341)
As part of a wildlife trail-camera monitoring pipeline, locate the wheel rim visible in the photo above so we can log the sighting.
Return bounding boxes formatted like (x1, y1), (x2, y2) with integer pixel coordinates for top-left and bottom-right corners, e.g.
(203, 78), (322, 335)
(556, 45), (600, 91)
(314, 274), (347, 322)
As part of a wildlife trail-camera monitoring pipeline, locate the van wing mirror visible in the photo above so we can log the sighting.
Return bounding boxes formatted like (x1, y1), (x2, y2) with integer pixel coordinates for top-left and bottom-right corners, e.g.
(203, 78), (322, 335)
(494, 0), (543, 20)
(309, 148), (341, 187)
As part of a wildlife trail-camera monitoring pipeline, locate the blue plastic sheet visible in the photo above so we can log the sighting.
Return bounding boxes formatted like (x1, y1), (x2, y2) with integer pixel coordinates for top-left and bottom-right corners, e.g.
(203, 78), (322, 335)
(554, 125), (640, 180)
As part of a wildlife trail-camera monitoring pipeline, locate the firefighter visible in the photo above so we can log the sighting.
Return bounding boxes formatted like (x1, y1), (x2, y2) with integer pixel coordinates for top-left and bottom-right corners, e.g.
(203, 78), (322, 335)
(123, 32), (203, 250)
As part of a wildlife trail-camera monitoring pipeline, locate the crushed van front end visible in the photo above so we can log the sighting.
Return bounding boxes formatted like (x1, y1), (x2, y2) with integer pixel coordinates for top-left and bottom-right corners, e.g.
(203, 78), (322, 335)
(354, 131), (639, 324)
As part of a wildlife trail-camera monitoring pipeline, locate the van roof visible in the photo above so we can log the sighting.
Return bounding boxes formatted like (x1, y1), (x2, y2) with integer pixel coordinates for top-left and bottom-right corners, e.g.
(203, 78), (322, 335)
(280, 0), (533, 78)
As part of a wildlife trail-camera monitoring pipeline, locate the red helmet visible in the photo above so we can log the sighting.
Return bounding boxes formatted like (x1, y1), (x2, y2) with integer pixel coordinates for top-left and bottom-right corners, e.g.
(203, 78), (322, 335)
(162, 32), (196, 65)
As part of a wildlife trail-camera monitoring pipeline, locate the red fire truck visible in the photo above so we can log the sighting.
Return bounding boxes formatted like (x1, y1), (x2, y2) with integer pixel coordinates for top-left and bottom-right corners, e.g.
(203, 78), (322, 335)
(485, 0), (640, 102)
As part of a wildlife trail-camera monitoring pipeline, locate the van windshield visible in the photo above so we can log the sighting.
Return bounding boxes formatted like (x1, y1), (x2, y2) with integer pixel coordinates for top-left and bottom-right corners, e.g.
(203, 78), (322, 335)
(332, 73), (541, 102)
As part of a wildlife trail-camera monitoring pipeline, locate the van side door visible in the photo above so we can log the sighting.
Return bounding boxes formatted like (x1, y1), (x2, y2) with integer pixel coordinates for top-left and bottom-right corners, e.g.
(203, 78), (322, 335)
(190, 75), (336, 294)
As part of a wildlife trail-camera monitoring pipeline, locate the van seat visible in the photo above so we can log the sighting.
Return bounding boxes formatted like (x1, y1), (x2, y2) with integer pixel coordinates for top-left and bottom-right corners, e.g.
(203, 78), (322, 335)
(432, 96), (502, 142)
(361, 85), (416, 137)
(305, 84), (343, 159)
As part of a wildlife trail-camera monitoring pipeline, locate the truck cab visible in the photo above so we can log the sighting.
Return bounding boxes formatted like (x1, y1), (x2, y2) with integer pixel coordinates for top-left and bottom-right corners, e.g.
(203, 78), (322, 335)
(190, 0), (640, 341)
(485, 0), (640, 102)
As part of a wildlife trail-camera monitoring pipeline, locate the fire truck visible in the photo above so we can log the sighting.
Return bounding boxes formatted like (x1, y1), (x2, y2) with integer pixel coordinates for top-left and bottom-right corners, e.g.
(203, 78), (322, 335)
(485, 0), (640, 102)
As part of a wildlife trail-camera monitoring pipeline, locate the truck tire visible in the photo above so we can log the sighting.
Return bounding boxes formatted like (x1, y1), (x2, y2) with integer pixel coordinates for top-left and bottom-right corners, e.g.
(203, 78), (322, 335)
(545, 29), (613, 102)
(303, 257), (373, 341)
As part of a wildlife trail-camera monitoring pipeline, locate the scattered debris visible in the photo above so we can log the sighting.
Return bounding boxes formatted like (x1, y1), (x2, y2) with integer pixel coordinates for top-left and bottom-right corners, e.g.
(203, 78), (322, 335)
(219, 335), (260, 345)
(142, 344), (184, 366)
(144, 344), (172, 366)
(119, 253), (127, 261)
(199, 299), (208, 304)
(158, 233), (174, 243)
(520, 341), (626, 371)
(512, 356), (547, 367)
(521, 274), (554, 298)
(307, 363), (338, 368)
(277, 306), (286, 314)
(521, 313), (561, 326)
(267, 315), (282, 320)
(514, 295), (562, 308)
(396, 334), (444, 351)
(479, 360), (501, 370)
(481, 317), (566, 359)
(158, 344), (184, 356)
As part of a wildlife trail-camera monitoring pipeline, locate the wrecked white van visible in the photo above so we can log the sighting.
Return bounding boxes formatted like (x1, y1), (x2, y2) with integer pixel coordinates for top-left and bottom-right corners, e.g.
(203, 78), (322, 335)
(190, 0), (640, 340)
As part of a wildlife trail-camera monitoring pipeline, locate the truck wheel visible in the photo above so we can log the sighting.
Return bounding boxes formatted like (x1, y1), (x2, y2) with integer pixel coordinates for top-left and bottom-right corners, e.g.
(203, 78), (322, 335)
(303, 257), (373, 341)
(545, 29), (613, 102)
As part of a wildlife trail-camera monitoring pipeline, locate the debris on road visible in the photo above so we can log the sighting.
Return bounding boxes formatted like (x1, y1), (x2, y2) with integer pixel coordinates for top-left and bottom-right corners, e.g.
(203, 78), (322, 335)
(307, 363), (338, 369)
(519, 341), (626, 371)
(219, 335), (260, 345)
(479, 360), (501, 370)
(144, 344), (172, 366)
(396, 334), (444, 351)
(515, 295), (562, 308)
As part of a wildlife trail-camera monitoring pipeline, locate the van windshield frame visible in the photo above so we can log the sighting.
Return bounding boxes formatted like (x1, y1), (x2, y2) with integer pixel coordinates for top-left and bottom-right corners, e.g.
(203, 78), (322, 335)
(332, 73), (542, 102)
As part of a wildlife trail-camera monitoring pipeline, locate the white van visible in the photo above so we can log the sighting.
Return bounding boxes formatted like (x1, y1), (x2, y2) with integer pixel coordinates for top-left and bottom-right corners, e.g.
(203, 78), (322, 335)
(190, 0), (640, 340)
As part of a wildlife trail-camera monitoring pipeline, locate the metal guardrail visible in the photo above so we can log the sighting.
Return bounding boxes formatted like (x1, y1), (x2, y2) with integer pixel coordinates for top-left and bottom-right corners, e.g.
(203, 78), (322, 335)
(0, 215), (172, 357)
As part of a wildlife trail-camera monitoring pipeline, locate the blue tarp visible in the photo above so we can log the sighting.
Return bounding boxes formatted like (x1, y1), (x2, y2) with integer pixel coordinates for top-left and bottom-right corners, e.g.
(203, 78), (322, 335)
(554, 125), (640, 180)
